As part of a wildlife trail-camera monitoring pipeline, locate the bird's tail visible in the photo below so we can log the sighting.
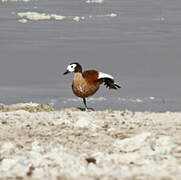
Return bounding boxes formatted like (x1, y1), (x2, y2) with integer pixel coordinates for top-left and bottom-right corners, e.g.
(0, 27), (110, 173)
(98, 78), (121, 89)
(103, 78), (121, 89)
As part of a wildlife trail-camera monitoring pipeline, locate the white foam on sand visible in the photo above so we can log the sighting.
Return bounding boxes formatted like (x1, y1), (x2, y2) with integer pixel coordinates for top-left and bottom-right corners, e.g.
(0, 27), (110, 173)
(73, 16), (81, 22)
(51, 14), (66, 20)
(86, 0), (104, 4)
(63, 97), (107, 104)
(149, 96), (155, 100)
(18, 12), (51, 20)
(105, 13), (117, 17)
(1, 0), (31, 2)
(17, 11), (117, 23)
(10, 102), (39, 107)
(18, 12), (66, 21)
(18, 18), (28, 23)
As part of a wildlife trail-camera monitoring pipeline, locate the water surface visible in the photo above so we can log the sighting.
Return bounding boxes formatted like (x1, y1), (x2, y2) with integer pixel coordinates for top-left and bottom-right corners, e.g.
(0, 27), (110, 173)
(0, 0), (181, 111)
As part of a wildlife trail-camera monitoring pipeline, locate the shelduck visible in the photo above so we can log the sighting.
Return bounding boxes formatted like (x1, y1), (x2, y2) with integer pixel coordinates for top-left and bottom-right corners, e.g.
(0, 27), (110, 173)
(63, 62), (121, 110)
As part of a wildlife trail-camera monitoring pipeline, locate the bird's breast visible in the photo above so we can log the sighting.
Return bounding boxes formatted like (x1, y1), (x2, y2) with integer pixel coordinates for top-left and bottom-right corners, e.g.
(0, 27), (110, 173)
(72, 73), (99, 98)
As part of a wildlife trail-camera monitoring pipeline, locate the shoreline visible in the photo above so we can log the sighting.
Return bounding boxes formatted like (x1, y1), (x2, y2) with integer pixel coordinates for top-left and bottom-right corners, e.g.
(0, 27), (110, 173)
(0, 103), (180, 179)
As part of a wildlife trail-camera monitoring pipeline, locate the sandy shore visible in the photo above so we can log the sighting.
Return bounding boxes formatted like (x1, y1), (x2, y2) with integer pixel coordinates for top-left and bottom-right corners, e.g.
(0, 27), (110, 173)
(0, 103), (180, 180)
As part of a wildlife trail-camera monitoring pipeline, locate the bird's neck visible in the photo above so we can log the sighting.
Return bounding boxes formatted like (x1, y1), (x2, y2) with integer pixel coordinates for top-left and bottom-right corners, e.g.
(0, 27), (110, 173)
(74, 72), (84, 81)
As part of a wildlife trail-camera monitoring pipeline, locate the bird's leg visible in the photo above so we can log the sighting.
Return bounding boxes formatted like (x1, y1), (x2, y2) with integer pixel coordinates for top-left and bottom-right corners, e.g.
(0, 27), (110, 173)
(83, 98), (94, 111)
(83, 98), (88, 110)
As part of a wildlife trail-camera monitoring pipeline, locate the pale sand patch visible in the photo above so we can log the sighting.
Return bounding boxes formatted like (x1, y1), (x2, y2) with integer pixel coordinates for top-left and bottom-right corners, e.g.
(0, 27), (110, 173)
(0, 104), (181, 179)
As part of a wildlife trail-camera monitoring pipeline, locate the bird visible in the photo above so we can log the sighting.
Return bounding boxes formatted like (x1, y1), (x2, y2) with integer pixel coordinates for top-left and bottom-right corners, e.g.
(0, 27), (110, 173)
(63, 62), (121, 110)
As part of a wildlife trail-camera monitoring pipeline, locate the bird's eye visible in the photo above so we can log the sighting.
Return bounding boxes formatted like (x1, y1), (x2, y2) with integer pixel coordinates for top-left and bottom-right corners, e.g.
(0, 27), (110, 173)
(71, 66), (73, 68)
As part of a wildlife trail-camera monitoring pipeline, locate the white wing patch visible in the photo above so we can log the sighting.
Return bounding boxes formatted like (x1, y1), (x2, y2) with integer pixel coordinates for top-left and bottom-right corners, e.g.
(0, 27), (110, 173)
(98, 72), (114, 80)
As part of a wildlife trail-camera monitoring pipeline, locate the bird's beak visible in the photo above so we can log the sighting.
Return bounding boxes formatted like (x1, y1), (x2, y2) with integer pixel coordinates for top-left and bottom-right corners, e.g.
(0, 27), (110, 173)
(63, 70), (70, 75)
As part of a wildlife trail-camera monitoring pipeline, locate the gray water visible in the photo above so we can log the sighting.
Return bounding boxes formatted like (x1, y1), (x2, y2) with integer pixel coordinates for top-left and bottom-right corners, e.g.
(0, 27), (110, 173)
(0, 0), (181, 111)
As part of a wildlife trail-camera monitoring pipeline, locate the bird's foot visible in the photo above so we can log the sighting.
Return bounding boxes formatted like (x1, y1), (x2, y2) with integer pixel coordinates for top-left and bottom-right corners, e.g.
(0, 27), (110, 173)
(85, 107), (94, 111)
(77, 107), (94, 111)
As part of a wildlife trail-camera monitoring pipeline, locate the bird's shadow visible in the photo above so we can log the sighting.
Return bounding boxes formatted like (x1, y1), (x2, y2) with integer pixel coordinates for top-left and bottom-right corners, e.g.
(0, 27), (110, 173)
(77, 107), (95, 111)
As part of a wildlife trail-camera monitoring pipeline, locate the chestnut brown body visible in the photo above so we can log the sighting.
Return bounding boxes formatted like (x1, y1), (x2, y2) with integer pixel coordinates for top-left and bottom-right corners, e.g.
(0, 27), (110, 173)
(72, 71), (100, 98)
